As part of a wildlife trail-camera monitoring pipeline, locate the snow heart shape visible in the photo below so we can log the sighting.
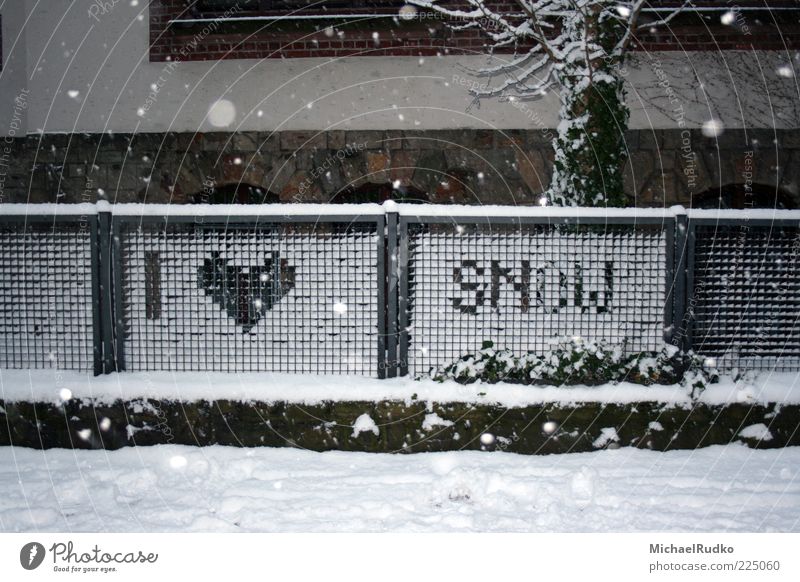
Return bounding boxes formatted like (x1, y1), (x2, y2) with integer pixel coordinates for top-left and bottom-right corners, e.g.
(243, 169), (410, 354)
(198, 251), (295, 332)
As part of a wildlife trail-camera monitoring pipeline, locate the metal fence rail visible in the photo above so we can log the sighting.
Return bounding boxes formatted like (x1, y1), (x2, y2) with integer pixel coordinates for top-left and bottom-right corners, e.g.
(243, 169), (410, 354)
(1, 204), (799, 377)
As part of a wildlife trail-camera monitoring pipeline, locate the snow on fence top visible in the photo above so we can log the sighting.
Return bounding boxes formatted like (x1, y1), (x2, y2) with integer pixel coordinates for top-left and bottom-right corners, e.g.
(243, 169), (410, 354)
(110, 203), (386, 217)
(686, 208), (800, 221)
(0, 203), (99, 216)
(393, 203), (683, 219)
(2, 202), (800, 222)
(0, 202), (385, 217)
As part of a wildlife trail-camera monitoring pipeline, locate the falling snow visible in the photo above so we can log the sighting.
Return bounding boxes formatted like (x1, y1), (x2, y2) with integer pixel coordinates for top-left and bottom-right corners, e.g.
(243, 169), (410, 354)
(721, 11), (736, 26)
(701, 118), (725, 138)
(207, 100), (236, 128)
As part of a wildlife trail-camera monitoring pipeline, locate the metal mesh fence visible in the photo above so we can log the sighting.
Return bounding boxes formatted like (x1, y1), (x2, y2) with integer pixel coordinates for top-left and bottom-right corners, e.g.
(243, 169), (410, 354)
(692, 224), (800, 372)
(117, 219), (380, 375)
(402, 222), (667, 376)
(0, 221), (95, 371)
(2, 207), (799, 378)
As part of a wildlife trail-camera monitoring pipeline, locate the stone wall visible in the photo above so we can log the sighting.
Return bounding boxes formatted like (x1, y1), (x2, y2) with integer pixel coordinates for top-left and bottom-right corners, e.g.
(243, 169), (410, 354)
(1, 397), (796, 453)
(2, 129), (798, 207)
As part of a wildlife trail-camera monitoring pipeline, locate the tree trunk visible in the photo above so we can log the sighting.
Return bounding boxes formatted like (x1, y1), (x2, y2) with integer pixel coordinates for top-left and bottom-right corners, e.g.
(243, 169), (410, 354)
(549, 6), (630, 207)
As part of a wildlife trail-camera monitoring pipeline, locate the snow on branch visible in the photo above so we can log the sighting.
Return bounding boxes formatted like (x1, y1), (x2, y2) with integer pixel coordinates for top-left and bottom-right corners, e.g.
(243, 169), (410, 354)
(405, 1), (676, 99)
(637, 0), (694, 29)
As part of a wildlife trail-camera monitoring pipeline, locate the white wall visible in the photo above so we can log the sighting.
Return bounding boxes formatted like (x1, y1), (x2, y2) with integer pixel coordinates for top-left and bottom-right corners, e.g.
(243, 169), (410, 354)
(2, 0), (798, 136)
(0, 0), (29, 137)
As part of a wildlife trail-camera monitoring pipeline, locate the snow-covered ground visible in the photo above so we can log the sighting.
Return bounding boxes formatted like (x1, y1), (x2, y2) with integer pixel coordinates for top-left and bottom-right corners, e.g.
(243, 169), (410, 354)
(1, 444), (798, 533)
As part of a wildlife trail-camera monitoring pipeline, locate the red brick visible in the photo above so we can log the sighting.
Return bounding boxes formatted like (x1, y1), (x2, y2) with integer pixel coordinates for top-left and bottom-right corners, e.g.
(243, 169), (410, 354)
(149, 0), (800, 61)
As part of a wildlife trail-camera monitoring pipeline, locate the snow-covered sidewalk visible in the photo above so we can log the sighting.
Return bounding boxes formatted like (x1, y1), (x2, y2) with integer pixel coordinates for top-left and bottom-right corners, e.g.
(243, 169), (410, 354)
(1, 444), (798, 532)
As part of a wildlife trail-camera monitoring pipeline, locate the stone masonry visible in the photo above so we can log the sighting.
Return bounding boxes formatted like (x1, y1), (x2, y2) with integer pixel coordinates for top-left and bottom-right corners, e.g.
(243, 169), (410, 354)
(1, 129), (798, 207)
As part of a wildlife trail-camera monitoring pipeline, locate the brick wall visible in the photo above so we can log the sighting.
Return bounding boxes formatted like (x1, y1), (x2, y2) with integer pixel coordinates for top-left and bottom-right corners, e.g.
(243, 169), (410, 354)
(150, 1), (800, 62)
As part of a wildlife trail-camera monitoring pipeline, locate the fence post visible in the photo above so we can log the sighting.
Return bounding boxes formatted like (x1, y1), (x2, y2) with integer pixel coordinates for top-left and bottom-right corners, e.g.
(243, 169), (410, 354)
(684, 218), (696, 354)
(672, 210), (689, 353)
(385, 211), (399, 378)
(90, 215), (103, 376)
(111, 214), (127, 372)
(397, 218), (409, 377)
(376, 213), (388, 379)
(97, 204), (116, 373)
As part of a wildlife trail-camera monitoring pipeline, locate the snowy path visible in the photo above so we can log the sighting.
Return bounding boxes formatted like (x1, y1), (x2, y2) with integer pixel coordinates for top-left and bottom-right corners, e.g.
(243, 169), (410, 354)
(1, 445), (799, 533)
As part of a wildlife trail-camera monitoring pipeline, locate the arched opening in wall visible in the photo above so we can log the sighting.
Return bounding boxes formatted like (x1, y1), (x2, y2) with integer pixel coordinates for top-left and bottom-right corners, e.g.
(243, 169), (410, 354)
(191, 183), (280, 204)
(331, 182), (429, 204)
(692, 183), (797, 209)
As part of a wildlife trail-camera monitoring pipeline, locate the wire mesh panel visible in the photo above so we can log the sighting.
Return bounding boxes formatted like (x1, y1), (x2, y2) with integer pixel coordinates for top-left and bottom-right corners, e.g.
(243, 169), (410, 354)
(692, 224), (800, 371)
(117, 219), (380, 375)
(403, 222), (667, 376)
(0, 221), (95, 370)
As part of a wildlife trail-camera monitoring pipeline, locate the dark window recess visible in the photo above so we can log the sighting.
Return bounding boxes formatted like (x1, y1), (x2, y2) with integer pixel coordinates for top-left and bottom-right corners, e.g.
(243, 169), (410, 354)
(195, 0), (258, 11)
(333, 182), (429, 204)
(191, 183), (279, 204)
(192, 1), (403, 16)
(1, 15), (3, 72)
(693, 184), (797, 210)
